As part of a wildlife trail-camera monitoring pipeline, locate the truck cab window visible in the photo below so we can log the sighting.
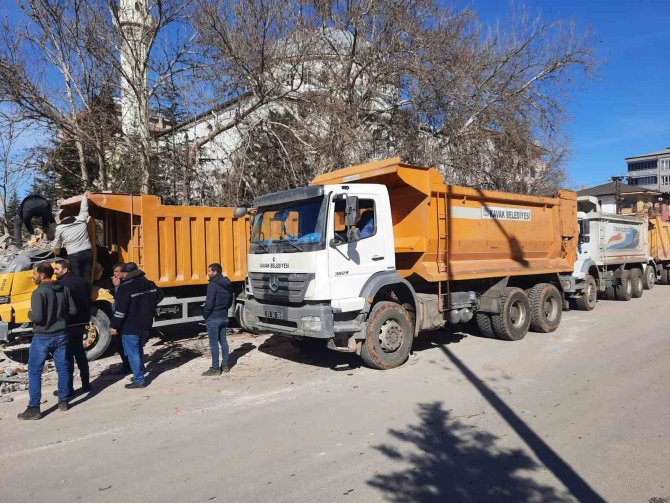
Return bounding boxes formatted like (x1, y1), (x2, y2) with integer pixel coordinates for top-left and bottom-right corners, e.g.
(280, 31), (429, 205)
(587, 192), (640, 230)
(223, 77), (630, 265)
(334, 198), (376, 240)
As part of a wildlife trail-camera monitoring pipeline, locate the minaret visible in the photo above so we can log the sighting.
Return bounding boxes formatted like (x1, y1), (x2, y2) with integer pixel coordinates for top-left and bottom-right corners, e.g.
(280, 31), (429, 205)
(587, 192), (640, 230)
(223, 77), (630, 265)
(117, 0), (153, 139)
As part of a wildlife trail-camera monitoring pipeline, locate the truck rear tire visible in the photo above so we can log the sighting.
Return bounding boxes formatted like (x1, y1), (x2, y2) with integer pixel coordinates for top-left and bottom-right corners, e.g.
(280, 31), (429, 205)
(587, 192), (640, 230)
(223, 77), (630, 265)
(475, 312), (495, 338)
(85, 305), (113, 361)
(643, 265), (655, 290)
(614, 270), (632, 301)
(528, 283), (562, 333)
(660, 269), (670, 285)
(629, 269), (643, 298)
(574, 274), (597, 311)
(360, 301), (413, 370)
(491, 287), (531, 341)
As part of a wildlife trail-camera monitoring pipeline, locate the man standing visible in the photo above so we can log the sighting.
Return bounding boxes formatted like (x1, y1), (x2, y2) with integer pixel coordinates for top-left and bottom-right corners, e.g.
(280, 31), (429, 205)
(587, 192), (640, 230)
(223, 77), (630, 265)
(202, 263), (233, 376)
(18, 262), (76, 420)
(54, 259), (91, 396)
(53, 192), (92, 281)
(110, 262), (163, 389)
(111, 263), (131, 375)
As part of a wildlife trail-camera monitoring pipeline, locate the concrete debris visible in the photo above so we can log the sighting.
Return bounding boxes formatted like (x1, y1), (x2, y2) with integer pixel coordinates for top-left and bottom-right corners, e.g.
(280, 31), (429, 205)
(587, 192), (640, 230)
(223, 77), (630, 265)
(4, 367), (17, 377)
(0, 395), (14, 403)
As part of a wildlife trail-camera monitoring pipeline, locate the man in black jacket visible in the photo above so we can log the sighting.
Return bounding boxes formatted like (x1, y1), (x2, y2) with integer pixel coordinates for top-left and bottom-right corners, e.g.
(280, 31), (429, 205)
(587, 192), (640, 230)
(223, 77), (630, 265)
(54, 259), (91, 396)
(202, 263), (233, 376)
(18, 262), (76, 420)
(110, 263), (163, 388)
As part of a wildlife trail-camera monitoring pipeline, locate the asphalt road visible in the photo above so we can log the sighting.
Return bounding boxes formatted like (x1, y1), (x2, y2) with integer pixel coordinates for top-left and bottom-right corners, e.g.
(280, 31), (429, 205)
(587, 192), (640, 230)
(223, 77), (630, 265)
(2, 287), (670, 502)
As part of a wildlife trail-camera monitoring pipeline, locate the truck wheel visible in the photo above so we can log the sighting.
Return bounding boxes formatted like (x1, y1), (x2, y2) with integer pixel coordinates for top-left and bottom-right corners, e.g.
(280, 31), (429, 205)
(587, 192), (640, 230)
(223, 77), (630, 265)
(574, 274), (597, 311)
(360, 301), (413, 370)
(614, 270), (632, 301)
(491, 287), (531, 341)
(84, 305), (113, 361)
(660, 269), (670, 285)
(643, 265), (655, 290)
(528, 283), (562, 333)
(629, 269), (643, 298)
(475, 312), (495, 338)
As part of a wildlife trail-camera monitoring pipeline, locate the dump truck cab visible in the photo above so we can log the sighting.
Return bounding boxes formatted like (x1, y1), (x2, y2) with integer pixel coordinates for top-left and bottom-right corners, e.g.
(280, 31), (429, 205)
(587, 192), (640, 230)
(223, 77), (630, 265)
(243, 184), (396, 339)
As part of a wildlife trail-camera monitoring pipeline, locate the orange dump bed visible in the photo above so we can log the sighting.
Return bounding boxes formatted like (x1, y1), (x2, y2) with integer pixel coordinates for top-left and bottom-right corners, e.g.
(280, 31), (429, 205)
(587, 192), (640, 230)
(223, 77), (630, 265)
(61, 194), (249, 288)
(648, 216), (670, 262)
(312, 158), (577, 282)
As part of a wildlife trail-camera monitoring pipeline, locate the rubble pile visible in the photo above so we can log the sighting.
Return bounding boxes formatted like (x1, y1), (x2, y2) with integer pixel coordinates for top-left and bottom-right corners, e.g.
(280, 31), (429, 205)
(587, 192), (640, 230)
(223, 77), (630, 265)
(0, 228), (55, 274)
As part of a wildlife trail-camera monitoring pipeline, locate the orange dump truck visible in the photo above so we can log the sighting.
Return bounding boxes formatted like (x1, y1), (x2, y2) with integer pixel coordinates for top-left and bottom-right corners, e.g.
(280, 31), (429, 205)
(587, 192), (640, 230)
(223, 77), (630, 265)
(238, 158), (578, 369)
(648, 215), (670, 284)
(0, 193), (249, 360)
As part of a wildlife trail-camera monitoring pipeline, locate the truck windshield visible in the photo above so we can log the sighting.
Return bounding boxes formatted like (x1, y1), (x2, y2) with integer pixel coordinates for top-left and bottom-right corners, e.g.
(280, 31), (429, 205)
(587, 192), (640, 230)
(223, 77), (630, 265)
(251, 196), (327, 253)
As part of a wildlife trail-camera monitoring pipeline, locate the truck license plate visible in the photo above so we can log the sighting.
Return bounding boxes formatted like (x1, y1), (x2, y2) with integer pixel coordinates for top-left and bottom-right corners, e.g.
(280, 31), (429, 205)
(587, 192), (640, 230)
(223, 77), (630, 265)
(264, 310), (285, 320)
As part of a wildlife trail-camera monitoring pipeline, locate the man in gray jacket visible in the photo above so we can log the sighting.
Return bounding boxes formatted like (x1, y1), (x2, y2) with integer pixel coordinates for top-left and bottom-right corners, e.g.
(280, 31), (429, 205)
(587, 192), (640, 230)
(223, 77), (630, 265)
(53, 192), (92, 282)
(18, 262), (76, 420)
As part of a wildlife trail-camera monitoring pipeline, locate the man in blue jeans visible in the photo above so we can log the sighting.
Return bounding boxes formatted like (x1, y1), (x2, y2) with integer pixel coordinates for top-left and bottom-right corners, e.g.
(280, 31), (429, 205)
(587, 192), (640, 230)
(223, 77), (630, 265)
(18, 262), (76, 420)
(110, 262), (163, 389)
(202, 263), (233, 376)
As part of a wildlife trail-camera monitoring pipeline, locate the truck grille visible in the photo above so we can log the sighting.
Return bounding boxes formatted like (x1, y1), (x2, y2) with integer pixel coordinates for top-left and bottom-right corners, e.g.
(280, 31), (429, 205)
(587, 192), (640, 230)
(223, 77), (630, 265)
(249, 272), (313, 303)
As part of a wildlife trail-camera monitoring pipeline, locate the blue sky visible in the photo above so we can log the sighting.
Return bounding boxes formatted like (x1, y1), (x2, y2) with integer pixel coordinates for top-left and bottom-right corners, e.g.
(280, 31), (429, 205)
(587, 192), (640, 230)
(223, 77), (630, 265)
(468, 0), (670, 189)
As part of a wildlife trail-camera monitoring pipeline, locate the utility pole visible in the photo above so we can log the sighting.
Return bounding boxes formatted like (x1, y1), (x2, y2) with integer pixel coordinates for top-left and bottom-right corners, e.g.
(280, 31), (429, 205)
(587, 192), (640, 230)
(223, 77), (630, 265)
(612, 176), (625, 215)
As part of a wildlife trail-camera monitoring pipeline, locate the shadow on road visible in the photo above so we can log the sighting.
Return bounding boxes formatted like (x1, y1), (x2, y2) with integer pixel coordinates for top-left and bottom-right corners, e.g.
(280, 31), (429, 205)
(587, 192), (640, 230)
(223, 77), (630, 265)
(258, 335), (362, 370)
(368, 401), (573, 502)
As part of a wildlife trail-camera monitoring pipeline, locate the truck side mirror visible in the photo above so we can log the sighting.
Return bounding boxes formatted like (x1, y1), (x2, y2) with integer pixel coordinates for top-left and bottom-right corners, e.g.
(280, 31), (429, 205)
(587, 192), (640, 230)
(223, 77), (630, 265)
(344, 196), (358, 227)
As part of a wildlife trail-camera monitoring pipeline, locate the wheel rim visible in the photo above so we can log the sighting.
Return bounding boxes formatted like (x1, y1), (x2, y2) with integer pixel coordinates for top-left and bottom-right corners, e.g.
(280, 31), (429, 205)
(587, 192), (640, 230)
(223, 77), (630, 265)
(378, 319), (404, 353)
(647, 268), (654, 286)
(543, 295), (559, 322)
(509, 299), (526, 328)
(626, 279), (632, 295)
(83, 321), (98, 350)
(587, 281), (597, 304)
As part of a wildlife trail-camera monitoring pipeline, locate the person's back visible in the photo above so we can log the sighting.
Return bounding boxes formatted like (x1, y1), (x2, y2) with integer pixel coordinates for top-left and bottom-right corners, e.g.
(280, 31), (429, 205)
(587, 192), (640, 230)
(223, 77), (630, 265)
(113, 269), (163, 334)
(53, 194), (93, 280)
(30, 280), (75, 336)
(58, 271), (91, 327)
(203, 272), (233, 321)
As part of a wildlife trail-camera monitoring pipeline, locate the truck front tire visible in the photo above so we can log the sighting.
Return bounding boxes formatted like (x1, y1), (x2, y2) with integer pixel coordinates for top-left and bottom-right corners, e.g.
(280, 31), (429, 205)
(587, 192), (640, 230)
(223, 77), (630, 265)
(360, 301), (413, 370)
(84, 305), (113, 361)
(528, 283), (562, 333)
(574, 274), (597, 311)
(643, 265), (655, 290)
(491, 287), (531, 341)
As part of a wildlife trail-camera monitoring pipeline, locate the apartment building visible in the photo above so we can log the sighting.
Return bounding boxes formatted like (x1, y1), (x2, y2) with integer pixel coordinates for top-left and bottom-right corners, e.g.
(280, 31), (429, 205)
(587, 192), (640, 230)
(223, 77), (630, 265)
(626, 147), (670, 190)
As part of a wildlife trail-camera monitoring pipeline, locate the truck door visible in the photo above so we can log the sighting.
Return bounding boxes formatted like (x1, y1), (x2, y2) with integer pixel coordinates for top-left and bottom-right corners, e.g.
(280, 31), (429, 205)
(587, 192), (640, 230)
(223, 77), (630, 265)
(327, 193), (394, 299)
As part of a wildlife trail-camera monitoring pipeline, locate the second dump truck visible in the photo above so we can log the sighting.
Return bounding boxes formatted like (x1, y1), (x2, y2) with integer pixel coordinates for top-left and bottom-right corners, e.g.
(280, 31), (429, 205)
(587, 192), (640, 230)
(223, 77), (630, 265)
(239, 158), (578, 369)
(0, 193), (249, 360)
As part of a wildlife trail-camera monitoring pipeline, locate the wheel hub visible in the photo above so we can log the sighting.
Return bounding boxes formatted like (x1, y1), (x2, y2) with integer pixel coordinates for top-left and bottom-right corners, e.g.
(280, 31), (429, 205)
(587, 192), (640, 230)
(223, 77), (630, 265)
(378, 320), (403, 353)
(509, 300), (526, 328)
(83, 322), (97, 350)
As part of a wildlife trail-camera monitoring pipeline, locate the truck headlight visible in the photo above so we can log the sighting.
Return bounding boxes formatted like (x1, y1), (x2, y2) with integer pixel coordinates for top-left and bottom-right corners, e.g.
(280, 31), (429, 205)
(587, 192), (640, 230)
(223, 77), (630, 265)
(300, 316), (322, 334)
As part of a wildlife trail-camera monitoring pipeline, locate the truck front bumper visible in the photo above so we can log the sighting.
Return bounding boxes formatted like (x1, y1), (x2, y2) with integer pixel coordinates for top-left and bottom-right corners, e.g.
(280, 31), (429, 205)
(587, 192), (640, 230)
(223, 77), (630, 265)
(242, 298), (334, 339)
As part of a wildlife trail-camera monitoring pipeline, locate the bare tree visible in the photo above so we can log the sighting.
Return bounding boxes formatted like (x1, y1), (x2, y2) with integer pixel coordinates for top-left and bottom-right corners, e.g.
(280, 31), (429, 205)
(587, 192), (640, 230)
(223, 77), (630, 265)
(0, 111), (36, 235)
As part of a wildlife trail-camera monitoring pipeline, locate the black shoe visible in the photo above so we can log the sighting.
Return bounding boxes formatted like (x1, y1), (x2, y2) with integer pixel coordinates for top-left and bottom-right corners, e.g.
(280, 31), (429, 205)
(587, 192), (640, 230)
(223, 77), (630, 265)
(202, 367), (222, 376)
(17, 406), (42, 420)
(58, 401), (69, 411)
(221, 365), (230, 373)
(125, 381), (146, 389)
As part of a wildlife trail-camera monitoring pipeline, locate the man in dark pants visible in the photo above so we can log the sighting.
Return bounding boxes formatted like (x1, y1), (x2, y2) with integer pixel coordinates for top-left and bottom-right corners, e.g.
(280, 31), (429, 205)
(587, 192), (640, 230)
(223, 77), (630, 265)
(202, 263), (233, 376)
(53, 192), (92, 281)
(110, 263), (163, 389)
(18, 262), (76, 420)
(111, 263), (131, 374)
(54, 259), (91, 396)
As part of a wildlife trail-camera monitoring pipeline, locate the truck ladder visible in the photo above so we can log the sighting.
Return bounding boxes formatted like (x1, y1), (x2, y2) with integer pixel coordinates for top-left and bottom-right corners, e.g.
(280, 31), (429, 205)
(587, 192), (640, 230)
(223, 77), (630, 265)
(129, 195), (144, 269)
(435, 190), (450, 311)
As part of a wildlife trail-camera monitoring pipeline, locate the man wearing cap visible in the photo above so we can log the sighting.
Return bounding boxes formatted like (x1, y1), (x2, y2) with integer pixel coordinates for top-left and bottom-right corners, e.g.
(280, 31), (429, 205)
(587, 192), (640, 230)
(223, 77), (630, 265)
(53, 192), (92, 281)
(110, 262), (163, 388)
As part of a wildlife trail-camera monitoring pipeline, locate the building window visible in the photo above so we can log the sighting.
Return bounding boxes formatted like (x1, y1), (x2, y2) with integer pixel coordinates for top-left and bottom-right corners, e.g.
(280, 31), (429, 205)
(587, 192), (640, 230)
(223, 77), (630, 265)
(630, 175), (658, 186)
(628, 160), (658, 171)
(661, 158), (670, 169)
(662, 175), (670, 185)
